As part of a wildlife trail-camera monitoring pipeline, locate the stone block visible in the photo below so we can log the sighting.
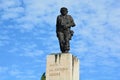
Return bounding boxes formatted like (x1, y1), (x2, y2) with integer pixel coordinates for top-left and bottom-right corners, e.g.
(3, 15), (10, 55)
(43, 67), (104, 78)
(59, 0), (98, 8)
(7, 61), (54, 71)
(46, 53), (79, 80)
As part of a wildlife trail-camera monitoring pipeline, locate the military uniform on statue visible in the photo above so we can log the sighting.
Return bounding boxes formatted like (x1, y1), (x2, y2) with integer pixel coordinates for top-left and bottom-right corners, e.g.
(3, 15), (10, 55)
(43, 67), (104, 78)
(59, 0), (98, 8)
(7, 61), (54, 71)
(56, 7), (75, 53)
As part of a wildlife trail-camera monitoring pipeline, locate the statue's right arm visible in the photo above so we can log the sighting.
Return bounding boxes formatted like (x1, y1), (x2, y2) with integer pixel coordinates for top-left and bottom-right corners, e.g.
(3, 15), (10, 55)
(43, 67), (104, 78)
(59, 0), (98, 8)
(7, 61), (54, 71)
(56, 16), (59, 33)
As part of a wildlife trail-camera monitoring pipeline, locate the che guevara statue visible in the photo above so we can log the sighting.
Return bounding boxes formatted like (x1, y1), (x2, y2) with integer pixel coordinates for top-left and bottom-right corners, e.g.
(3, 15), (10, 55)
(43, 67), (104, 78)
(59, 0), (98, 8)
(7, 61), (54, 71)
(56, 7), (76, 53)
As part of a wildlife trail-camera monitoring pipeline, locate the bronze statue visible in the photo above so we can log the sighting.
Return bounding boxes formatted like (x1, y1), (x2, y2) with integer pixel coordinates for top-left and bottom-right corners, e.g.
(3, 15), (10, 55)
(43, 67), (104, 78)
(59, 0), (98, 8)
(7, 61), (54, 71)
(56, 7), (75, 53)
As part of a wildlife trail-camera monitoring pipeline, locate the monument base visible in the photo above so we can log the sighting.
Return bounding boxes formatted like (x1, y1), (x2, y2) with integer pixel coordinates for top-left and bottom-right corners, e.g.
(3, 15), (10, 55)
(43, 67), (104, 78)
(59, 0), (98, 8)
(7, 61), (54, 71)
(46, 53), (79, 80)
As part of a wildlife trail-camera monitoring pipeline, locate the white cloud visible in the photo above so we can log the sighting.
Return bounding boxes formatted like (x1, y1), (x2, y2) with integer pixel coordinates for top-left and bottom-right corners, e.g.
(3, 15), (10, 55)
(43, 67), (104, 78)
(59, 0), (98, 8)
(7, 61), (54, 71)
(16, 43), (44, 57)
(9, 69), (23, 76)
(20, 50), (44, 57)
(0, 0), (21, 8)
(0, 40), (9, 47)
(8, 65), (38, 80)
(0, 30), (10, 46)
(1, 7), (24, 19)
(0, 0), (120, 80)
(0, 0), (24, 20)
(0, 66), (8, 73)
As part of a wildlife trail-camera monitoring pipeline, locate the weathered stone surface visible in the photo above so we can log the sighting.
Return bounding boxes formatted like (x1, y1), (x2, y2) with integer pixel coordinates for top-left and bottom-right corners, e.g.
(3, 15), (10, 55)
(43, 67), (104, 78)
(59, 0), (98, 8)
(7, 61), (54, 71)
(46, 53), (79, 80)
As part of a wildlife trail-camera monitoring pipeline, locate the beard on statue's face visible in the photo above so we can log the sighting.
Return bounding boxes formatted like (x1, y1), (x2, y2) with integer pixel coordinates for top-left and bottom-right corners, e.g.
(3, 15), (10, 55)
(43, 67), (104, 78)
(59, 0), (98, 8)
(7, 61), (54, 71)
(61, 10), (68, 16)
(62, 12), (67, 16)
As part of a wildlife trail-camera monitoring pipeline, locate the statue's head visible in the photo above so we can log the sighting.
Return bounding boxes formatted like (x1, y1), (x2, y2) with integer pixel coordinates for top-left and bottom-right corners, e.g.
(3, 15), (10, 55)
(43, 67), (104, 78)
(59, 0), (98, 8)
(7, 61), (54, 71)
(60, 7), (68, 16)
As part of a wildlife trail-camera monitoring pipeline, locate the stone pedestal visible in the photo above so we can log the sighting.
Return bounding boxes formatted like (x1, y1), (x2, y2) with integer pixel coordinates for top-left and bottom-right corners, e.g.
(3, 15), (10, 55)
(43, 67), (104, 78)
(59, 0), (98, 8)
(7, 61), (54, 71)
(46, 53), (79, 80)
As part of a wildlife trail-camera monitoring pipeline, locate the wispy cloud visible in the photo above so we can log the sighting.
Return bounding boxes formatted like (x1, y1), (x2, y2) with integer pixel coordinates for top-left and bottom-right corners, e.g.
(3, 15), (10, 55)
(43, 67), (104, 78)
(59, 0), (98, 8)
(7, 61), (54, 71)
(7, 64), (38, 80)
(20, 49), (44, 57)
(0, 66), (8, 73)
(0, 0), (120, 80)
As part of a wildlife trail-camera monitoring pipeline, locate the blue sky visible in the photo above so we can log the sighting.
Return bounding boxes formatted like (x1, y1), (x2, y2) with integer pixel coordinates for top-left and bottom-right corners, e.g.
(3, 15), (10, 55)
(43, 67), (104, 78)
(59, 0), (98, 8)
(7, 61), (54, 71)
(0, 0), (120, 80)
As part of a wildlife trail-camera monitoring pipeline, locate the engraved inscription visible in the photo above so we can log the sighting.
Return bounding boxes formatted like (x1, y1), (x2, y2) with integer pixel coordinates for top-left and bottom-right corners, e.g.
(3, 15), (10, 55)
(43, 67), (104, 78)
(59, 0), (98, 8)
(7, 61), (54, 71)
(49, 67), (68, 76)
(49, 72), (60, 76)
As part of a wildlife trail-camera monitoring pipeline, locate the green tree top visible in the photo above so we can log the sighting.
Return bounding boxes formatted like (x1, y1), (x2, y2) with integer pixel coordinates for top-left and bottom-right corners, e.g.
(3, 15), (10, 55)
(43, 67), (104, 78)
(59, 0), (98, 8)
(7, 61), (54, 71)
(41, 72), (46, 80)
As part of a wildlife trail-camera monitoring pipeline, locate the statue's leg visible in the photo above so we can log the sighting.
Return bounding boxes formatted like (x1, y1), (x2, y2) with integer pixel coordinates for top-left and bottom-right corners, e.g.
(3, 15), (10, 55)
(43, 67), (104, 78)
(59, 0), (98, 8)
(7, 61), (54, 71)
(64, 31), (70, 53)
(57, 32), (65, 53)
